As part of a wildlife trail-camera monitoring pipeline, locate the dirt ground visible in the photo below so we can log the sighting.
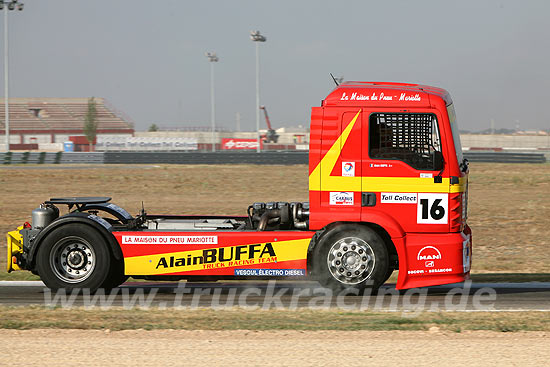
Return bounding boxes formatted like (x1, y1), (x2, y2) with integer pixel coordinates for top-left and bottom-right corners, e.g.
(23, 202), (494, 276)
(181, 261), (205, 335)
(467, 163), (550, 272)
(0, 163), (549, 273)
(2, 329), (548, 366)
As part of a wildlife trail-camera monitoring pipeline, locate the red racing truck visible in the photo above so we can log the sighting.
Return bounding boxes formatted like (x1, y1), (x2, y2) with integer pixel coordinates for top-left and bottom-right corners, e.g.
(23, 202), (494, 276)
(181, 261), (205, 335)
(6, 81), (471, 292)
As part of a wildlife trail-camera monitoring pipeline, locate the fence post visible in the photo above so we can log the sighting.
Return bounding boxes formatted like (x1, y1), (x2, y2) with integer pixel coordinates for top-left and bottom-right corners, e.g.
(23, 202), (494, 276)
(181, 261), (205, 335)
(54, 151), (62, 164)
(2, 151), (11, 165)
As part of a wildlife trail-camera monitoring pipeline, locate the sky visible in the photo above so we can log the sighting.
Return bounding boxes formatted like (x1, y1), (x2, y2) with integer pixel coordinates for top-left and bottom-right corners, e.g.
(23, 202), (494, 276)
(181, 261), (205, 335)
(3, 0), (550, 132)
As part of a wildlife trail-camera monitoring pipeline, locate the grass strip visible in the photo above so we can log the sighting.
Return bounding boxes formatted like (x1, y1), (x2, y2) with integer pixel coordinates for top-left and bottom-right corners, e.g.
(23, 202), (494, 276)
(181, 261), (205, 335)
(0, 306), (548, 332)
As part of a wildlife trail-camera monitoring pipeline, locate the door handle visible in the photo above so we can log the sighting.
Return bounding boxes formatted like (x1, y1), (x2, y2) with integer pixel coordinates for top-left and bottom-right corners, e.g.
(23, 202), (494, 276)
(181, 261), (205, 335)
(362, 192), (376, 207)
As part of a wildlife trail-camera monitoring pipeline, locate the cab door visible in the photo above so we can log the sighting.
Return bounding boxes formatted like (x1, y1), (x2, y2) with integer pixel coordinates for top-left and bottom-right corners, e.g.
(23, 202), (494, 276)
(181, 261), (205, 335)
(315, 107), (363, 224)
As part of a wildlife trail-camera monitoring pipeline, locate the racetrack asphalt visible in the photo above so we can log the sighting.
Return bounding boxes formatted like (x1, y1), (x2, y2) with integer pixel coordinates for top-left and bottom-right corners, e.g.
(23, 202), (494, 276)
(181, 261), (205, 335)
(1, 281), (549, 311)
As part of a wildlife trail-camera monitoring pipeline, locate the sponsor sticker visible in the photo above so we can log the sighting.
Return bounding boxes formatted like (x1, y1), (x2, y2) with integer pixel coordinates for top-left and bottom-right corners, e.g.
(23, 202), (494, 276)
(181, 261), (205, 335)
(330, 192), (354, 206)
(123, 238), (311, 276)
(420, 173), (433, 178)
(380, 193), (417, 204)
(339, 92), (421, 102)
(342, 162), (355, 177)
(428, 268), (453, 274)
(369, 163), (393, 168)
(234, 269), (305, 276)
(122, 235), (218, 245)
(409, 268), (453, 275)
(154, 243), (277, 270)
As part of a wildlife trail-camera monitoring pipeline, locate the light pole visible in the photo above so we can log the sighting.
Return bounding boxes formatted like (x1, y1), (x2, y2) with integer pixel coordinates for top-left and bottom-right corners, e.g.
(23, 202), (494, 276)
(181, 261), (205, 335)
(250, 30), (266, 153)
(205, 52), (218, 152)
(1, 0), (23, 151)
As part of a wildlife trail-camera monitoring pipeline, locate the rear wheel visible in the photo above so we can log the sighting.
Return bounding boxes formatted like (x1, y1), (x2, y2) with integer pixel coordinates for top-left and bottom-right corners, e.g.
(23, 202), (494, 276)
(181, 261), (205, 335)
(313, 224), (389, 292)
(36, 224), (110, 292)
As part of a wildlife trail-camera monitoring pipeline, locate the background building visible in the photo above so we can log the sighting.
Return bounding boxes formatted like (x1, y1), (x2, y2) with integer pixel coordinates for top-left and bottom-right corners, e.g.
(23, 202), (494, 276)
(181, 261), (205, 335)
(0, 98), (134, 150)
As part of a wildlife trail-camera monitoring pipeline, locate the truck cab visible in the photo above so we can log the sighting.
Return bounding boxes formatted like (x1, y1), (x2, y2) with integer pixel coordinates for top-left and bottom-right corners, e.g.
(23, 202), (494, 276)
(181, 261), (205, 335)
(309, 81), (471, 288)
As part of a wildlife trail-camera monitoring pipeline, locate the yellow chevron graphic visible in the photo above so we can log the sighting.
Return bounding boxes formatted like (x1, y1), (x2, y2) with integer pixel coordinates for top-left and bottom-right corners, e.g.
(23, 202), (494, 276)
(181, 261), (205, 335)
(309, 110), (362, 192)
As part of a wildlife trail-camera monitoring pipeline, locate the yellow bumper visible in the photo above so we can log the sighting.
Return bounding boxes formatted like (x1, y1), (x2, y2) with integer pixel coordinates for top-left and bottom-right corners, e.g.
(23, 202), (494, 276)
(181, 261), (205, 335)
(6, 226), (24, 272)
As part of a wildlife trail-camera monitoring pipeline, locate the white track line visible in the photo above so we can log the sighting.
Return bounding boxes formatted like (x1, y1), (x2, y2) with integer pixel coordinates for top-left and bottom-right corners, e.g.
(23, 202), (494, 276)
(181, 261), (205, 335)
(0, 281), (45, 287)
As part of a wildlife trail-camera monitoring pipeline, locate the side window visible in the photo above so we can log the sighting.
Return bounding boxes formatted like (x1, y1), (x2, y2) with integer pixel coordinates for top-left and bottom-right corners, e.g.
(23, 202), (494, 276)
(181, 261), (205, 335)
(369, 113), (441, 170)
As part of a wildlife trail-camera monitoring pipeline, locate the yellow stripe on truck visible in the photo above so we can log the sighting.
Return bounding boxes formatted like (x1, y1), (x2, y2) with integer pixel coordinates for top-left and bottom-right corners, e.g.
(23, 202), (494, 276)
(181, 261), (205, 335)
(312, 176), (466, 193)
(124, 238), (310, 276)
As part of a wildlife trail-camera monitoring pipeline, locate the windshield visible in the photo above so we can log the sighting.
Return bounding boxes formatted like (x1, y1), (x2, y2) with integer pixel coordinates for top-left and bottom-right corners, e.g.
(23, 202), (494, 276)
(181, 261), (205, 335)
(446, 103), (464, 164)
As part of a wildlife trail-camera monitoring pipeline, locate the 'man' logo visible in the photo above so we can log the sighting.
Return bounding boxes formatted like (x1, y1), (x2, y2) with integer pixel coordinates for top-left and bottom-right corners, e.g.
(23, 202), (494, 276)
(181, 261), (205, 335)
(417, 246), (442, 261)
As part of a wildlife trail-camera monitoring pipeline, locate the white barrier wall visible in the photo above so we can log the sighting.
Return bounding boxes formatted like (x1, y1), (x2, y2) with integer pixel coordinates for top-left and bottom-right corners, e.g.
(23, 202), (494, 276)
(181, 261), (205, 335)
(134, 130), (308, 145)
(95, 136), (198, 151)
(461, 134), (550, 149)
(53, 133), (133, 143)
(38, 143), (64, 151)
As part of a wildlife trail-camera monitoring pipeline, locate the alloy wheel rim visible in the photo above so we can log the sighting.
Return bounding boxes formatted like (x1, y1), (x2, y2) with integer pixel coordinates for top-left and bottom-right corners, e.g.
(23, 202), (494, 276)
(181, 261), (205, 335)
(49, 236), (96, 284)
(326, 237), (375, 285)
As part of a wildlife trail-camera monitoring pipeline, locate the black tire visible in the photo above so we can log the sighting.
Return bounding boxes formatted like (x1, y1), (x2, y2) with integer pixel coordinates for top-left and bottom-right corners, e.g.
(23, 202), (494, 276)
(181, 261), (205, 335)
(36, 224), (111, 292)
(312, 224), (389, 292)
(100, 257), (129, 290)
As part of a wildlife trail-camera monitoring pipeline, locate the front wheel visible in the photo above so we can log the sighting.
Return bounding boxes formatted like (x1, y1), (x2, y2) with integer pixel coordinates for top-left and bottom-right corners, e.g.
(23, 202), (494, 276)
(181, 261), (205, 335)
(313, 224), (389, 292)
(36, 224), (111, 292)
